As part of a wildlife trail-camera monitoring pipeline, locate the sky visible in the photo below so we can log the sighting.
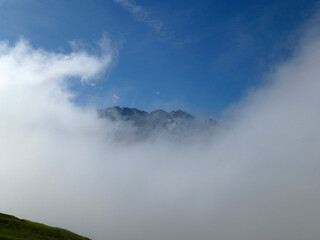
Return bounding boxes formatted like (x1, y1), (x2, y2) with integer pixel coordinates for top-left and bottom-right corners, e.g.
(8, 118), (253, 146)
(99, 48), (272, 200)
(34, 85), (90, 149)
(1, 1), (320, 240)
(0, 0), (319, 117)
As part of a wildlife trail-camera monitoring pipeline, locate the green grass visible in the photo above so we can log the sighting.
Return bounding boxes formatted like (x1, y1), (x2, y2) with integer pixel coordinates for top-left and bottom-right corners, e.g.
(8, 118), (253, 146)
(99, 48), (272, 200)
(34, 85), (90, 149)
(0, 213), (91, 240)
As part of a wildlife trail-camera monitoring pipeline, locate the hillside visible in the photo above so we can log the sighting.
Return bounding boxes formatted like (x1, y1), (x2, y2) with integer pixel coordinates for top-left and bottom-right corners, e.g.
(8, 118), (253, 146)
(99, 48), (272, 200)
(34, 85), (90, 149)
(0, 213), (90, 240)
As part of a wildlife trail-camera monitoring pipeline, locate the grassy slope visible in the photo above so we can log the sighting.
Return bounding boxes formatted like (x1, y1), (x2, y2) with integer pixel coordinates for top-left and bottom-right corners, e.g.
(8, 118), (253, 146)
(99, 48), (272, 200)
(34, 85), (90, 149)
(0, 213), (91, 240)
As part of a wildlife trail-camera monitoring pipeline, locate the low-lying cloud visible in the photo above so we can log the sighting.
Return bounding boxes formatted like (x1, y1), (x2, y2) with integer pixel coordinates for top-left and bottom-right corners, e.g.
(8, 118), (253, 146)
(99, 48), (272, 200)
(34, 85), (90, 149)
(1, 13), (320, 240)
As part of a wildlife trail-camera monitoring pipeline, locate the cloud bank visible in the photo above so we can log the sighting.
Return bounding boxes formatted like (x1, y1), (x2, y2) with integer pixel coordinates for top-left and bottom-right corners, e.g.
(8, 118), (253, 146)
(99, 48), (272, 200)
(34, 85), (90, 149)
(1, 13), (320, 240)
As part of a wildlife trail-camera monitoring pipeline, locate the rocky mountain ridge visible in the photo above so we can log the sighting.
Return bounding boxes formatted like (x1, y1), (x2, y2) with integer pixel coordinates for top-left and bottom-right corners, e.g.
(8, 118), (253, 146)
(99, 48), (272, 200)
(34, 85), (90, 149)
(98, 106), (216, 140)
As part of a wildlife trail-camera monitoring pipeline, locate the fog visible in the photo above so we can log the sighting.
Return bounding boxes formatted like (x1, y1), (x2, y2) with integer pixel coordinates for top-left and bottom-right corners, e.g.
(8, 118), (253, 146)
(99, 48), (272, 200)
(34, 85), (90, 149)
(1, 13), (320, 240)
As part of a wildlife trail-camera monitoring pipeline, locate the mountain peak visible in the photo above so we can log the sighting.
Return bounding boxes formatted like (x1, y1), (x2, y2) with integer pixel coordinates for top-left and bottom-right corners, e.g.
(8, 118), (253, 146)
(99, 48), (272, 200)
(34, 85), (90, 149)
(169, 110), (194, 119)
(98, 107), (216, 140)
(98, 106), (195, 122)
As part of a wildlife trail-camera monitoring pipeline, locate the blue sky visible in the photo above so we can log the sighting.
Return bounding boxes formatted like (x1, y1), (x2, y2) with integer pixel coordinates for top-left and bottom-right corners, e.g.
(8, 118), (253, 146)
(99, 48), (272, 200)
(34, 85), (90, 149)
(0, 0), (318, 117)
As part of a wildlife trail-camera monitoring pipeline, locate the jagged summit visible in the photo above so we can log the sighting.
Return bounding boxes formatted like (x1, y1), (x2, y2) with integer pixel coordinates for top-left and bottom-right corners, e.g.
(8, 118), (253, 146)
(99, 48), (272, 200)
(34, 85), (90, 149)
(97, 107), (198, 127)
(98, 106), (148, 123)
(98, 107), (194, 121)
(170, 110), (194, 119)
(98, 106), (216, 140)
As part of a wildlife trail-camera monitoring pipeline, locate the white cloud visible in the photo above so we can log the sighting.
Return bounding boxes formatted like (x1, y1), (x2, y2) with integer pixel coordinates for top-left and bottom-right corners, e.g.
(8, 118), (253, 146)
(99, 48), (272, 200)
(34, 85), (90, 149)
(113, 0), (169, 38)
(1, 11), (320, 240)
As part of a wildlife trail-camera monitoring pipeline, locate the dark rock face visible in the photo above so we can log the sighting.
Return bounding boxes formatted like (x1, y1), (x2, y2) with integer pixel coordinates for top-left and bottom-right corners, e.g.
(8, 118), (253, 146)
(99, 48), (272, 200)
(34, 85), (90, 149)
(98, 107), (148, 123)
(98, 106), (216, 140)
